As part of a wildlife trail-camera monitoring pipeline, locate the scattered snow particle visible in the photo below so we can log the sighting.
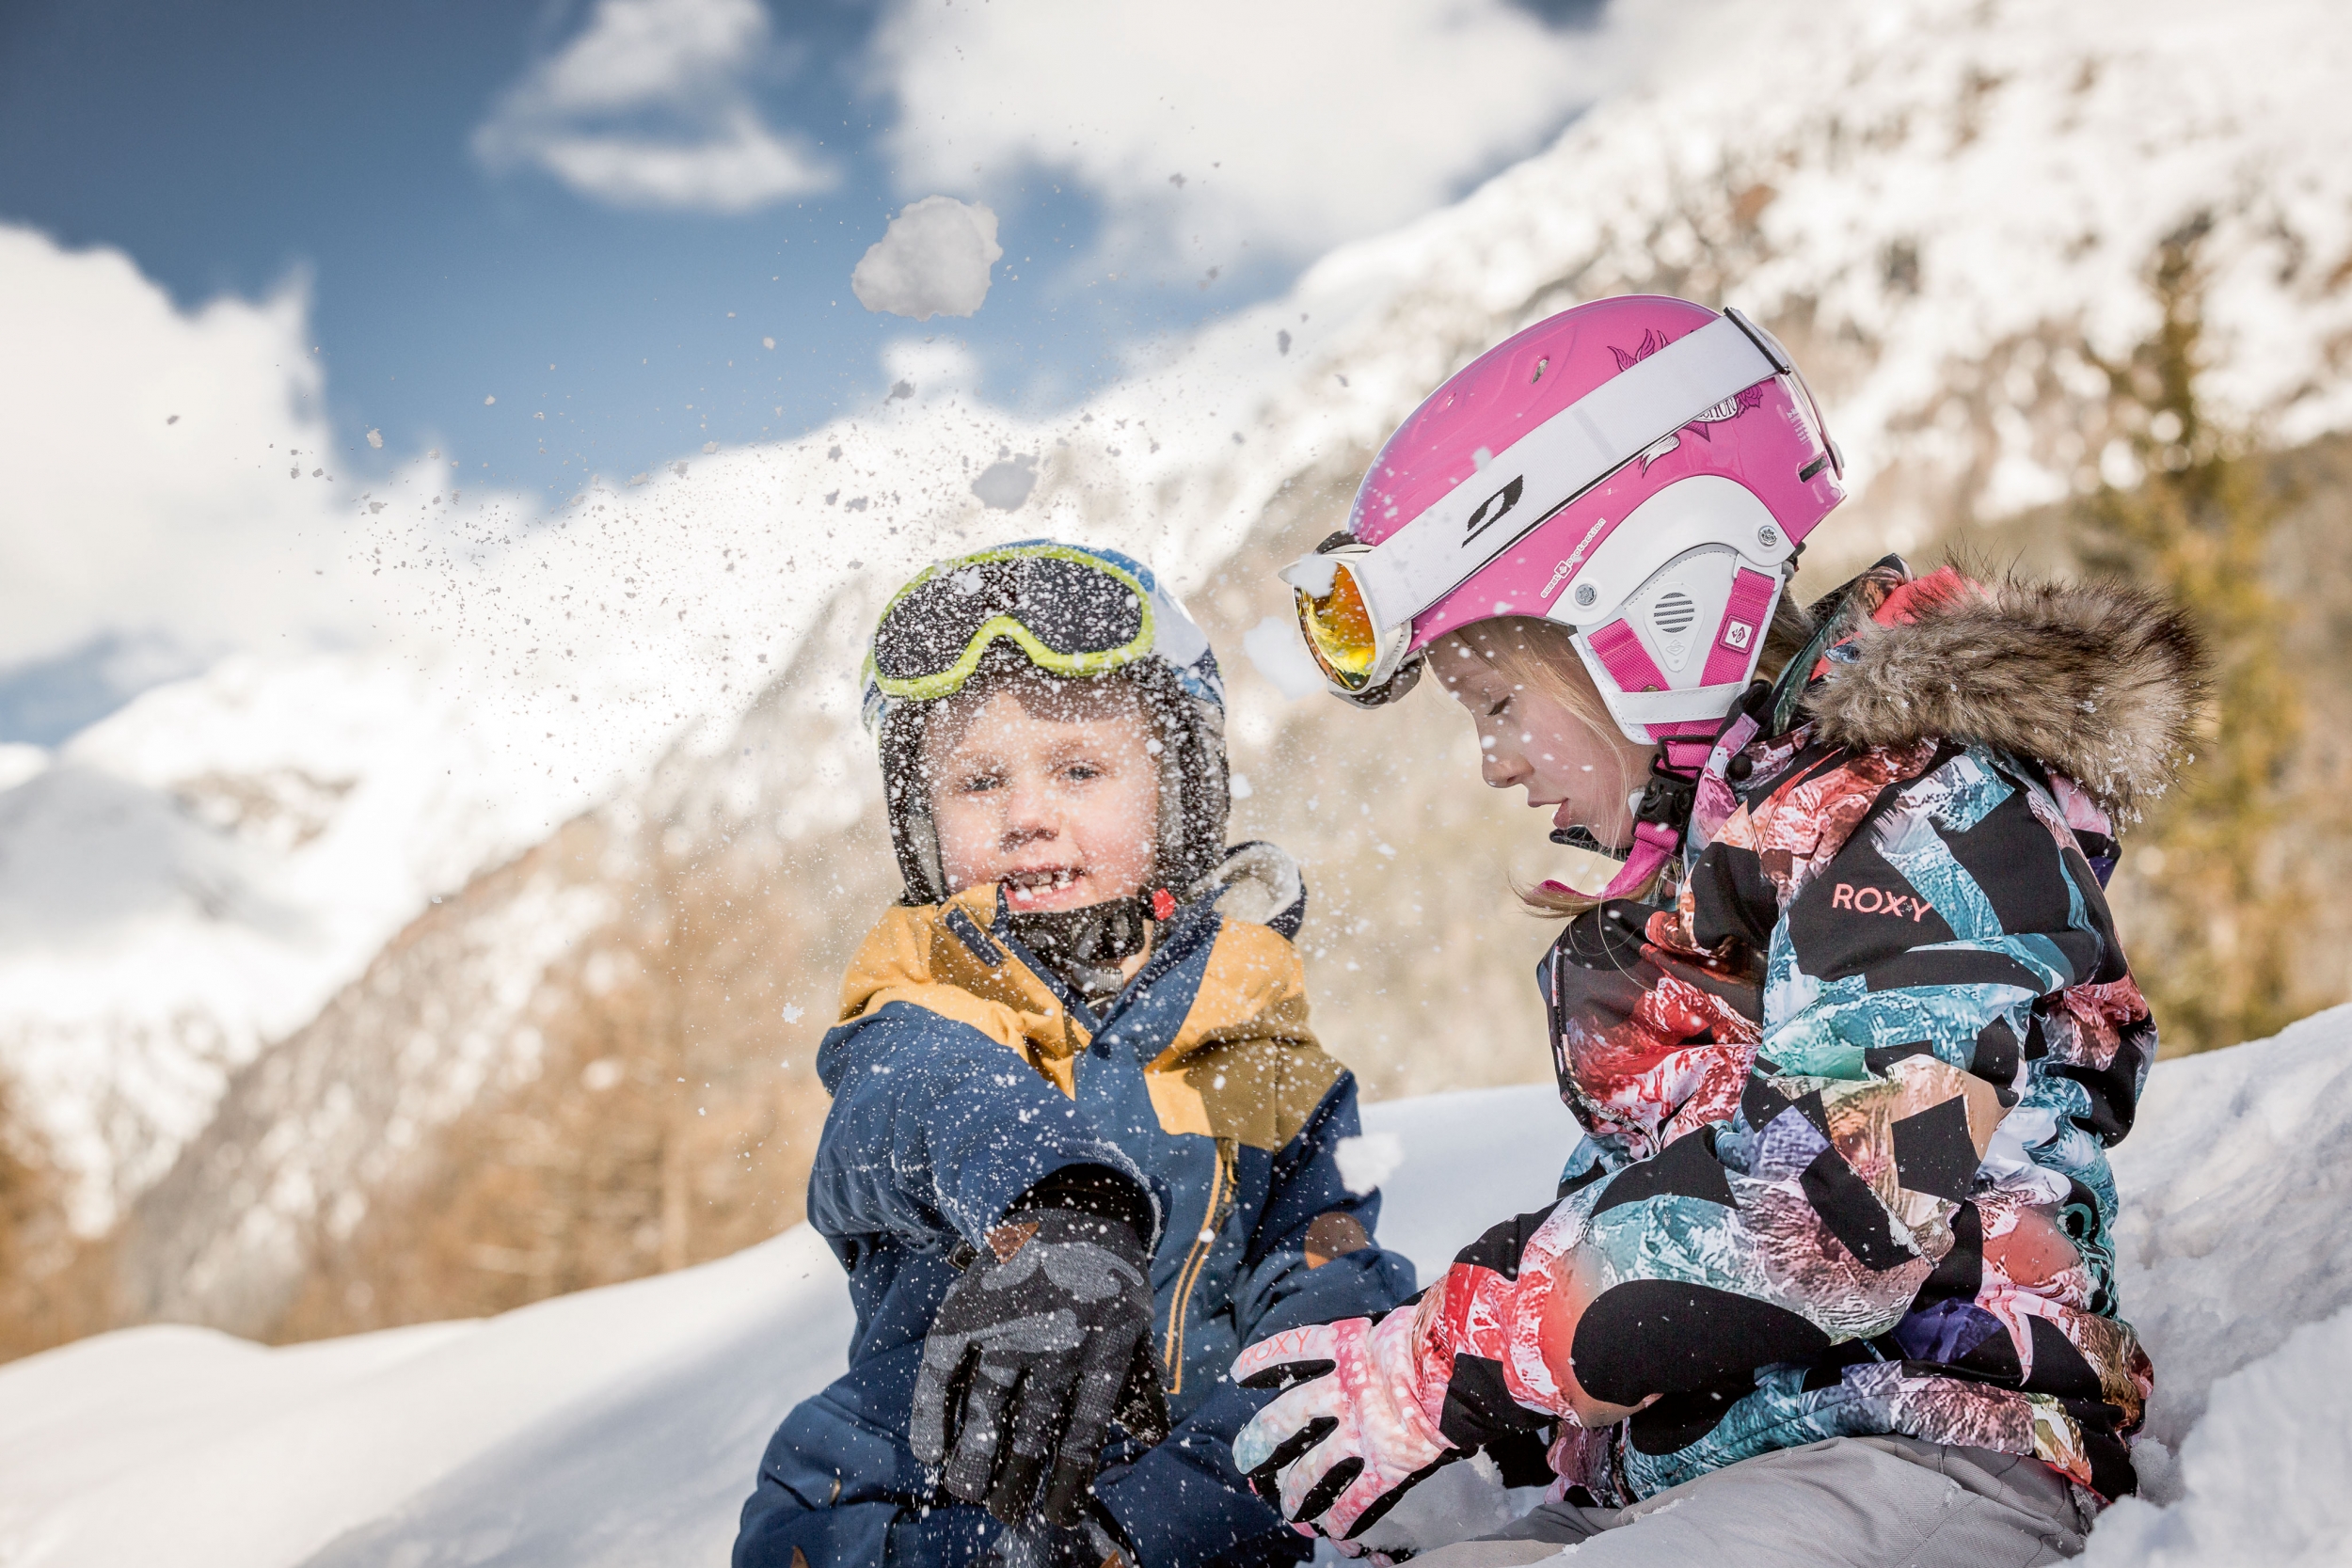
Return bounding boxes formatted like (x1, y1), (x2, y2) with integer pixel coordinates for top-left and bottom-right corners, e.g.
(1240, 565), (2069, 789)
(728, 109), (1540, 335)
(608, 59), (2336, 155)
(781, 1003), (804, 1023)
(1243, 615), (1326, 700)
(702, 441), (719, 453)
(1471, 446), (1493, 470)
(365, 428), (383, 449)
(1278, 330), (1292, 356)
(485, 395), (497, 405)
(971, 454), (1039, 511)
(166, 414), (180, 424)
(1230, 772), (1254, 800)
(1285, 556), (1339, 597)
(762, 336), (775, 350)
(887, 380), (914, 402)
(1334, 1132), (1404, 1196)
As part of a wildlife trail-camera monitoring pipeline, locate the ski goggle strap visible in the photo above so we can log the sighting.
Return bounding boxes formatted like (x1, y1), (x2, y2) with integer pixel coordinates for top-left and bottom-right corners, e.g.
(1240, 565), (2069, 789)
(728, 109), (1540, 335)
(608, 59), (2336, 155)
(868, 544), (1157, 702)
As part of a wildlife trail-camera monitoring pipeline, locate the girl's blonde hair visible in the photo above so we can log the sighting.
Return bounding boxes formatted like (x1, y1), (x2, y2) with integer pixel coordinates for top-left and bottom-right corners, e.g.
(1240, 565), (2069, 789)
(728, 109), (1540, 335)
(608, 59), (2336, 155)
(1437, 591), (1816, 918)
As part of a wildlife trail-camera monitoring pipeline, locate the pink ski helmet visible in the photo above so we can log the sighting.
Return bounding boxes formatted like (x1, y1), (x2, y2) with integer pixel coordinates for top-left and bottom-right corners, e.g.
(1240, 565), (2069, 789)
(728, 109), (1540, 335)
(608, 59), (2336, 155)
(1283, 295), (1844, 744)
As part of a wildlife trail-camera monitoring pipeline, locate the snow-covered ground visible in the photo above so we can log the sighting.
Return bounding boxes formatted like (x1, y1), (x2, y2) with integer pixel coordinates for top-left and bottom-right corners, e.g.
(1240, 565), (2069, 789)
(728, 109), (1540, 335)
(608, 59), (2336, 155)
(5, 1009), (2348, 1568)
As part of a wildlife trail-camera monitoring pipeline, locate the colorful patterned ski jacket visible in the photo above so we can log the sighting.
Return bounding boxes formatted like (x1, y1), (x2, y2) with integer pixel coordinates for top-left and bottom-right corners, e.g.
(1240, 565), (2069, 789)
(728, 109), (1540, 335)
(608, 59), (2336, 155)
(1400, 566), (2201, 1509)
(736, 846), (1418, 1568)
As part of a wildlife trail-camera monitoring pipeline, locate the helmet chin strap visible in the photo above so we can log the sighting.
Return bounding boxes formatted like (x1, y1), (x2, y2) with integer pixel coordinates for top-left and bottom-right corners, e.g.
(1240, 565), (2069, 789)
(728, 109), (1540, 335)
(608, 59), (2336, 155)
(1594, 735), (1712, 900)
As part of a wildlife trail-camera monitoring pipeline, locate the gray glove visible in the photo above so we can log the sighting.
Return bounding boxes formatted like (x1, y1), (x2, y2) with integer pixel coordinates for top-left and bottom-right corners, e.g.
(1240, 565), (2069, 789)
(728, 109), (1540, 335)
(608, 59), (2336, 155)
(910, 1208), (1169, 1527)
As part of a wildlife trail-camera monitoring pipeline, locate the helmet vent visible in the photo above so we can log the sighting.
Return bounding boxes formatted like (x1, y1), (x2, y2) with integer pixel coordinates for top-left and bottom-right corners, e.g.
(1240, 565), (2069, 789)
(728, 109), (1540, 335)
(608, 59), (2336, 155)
(1650, 591), (1697, 636)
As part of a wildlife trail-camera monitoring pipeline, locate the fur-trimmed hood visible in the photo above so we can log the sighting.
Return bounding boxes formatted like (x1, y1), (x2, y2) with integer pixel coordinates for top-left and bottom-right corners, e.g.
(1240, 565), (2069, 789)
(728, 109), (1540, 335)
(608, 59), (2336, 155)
(1806, 572), (2209, 821)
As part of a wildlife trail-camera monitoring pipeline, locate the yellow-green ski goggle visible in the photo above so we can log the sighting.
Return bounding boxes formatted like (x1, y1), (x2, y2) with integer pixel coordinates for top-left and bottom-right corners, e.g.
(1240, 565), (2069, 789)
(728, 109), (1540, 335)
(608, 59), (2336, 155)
(866, 545), (1158, 703)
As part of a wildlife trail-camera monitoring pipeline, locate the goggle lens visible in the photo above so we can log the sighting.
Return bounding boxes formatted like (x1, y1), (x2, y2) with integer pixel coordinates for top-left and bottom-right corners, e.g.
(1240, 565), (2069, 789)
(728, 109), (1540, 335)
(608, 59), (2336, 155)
(1294, 566), (1381, 690)
(867, 546), (1161, 705)
(873, 553), (1147, 684)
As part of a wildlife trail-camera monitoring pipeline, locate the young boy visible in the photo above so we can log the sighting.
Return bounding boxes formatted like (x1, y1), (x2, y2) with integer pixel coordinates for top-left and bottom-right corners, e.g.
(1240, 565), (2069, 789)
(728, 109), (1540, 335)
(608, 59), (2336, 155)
(734, 541), (1418, 1568)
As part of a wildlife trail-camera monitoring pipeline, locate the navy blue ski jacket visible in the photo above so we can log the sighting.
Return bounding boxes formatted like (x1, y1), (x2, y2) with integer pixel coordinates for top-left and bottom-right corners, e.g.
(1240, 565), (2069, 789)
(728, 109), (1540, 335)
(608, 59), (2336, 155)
(735, 865), (1417, 1568)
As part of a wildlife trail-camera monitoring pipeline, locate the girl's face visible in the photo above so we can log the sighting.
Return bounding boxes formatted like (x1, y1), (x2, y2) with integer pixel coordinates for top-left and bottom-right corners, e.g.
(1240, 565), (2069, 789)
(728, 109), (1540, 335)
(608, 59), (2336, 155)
(1439, 641), (1654, 852)
(922, 687), (1161, 912)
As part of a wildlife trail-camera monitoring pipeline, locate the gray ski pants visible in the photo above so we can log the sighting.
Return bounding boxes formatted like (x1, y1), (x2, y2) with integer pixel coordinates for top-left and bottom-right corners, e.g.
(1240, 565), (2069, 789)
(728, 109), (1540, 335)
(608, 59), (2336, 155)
(1406, 1434), (2095, 1567)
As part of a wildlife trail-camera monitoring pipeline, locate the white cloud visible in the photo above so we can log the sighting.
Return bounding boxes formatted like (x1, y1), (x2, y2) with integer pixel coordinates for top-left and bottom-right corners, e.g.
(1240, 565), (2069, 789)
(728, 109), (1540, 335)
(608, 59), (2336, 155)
(879, 334), (985, 399)
(473, 0), (834, 214)
(852, 197), (1004, 320)
(869, 0), (1645, 271)
(0, 226), (372, 668)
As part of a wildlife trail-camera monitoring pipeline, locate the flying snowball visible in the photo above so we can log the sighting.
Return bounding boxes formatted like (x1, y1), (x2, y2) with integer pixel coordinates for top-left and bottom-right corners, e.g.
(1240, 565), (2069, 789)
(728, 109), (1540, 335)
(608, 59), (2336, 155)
(851, 196), (1003, 321)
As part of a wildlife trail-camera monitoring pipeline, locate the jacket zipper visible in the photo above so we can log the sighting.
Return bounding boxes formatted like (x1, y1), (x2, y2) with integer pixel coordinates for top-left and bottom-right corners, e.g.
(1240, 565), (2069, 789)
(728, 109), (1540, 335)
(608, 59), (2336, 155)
(1161, 1138), (1237, 1396)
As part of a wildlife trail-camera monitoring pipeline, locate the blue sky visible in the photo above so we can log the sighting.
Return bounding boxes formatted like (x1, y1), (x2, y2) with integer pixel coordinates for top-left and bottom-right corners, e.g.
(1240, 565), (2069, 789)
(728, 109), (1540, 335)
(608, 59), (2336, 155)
(0, 0), (1615, 737)
(0, 0), (1158, 499)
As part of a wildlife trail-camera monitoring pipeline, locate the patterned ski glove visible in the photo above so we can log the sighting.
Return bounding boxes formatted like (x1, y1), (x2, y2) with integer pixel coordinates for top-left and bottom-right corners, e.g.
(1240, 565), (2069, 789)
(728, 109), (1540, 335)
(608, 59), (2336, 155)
(911, 1209), (1169, 1528)
(1230, 1307), (1463, 1543)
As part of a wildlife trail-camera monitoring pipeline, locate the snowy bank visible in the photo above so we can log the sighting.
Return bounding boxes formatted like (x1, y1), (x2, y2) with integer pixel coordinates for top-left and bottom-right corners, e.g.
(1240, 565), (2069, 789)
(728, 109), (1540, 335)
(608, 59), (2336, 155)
(2, 1016), (2348, 1567)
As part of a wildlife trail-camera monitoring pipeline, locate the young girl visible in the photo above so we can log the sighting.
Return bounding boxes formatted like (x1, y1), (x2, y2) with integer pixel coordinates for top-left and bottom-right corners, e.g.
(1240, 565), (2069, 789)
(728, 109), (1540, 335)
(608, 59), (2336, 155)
(1232, 297), (2201, 1566)
(734, 542), (1417, 1568)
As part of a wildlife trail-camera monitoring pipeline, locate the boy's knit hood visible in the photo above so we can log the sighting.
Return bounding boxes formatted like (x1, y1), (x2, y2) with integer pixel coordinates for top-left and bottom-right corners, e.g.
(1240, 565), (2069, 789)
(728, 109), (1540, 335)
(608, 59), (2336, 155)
(860, 540), (1231, 906)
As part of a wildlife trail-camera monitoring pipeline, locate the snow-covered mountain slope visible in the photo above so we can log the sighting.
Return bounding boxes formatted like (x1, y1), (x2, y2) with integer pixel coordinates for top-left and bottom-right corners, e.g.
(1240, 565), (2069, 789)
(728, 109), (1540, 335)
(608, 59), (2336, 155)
(5, 1010), (2349, 1568)
(109, 606), (904, 1337)
(8, 0), (2351, 1244)
(0, 653), (643, 1230)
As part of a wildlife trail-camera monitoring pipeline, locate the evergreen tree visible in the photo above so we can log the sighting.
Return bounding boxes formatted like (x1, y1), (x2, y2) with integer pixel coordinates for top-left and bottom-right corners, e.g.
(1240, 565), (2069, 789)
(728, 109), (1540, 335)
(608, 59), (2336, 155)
(2074, 214), (2307, 1053)
(0, 1076), (73, 1361)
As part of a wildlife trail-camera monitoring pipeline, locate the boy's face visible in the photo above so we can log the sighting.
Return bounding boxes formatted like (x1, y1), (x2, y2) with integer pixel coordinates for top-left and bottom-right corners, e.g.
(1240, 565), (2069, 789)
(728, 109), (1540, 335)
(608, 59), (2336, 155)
(920, 685), (1161, 912)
